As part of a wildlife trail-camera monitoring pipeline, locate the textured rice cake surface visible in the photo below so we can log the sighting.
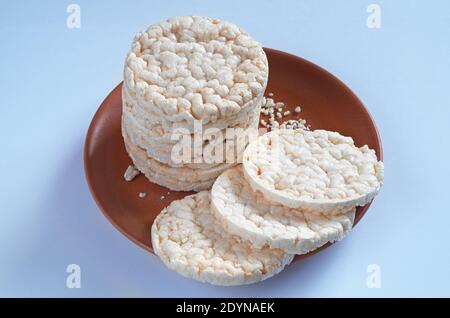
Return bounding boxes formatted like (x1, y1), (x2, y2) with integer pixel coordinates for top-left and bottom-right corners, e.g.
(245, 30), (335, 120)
(124, 133), (235, 179)
(212, 166), (355, 254)
(141, 168), (215, 192)
(123, 85), (263, 134)
(243, 129), (384, 213)
(123, 134), (233, 191)
(122, 106), (259, 168)
(123, 16), (268, 130)
(151, 191), (294, 286)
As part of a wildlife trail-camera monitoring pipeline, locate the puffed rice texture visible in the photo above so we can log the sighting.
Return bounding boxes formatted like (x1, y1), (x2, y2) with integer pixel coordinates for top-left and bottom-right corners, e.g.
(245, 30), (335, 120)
(243, 129), (384, 213)
(212, 166), (355, 254)
(124, 16), (268, 127)
(151, 191), (294, 286)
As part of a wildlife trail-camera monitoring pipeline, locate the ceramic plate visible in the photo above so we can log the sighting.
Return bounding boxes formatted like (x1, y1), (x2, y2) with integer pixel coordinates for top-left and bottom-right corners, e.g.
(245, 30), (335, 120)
(84, 48), (383, 261)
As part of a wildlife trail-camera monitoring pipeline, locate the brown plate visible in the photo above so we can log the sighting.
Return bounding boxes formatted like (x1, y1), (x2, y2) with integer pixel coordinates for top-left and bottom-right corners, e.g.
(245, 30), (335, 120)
(84, 48), (383, 261)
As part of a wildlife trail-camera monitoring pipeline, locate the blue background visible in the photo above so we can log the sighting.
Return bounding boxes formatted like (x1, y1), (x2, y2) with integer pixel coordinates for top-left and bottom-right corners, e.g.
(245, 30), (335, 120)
(1, 0), (449, 297)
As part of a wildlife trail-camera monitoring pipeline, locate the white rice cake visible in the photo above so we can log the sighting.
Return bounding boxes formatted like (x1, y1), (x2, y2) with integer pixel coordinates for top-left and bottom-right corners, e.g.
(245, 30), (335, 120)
(123, 85), (263, 134)
(243, 129), (384, 213)
(142, 169), (215, 192)
(124, 134), (233, 191)
(151, 191), (294, 285)
(122, 92), (262, 144)
(124, 16), (268, 128)
(122, 105), (259, 168)
(212, 166), (355, 254)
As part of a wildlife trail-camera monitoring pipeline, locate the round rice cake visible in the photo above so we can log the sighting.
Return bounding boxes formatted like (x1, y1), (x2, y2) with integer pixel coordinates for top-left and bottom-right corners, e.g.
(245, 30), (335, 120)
(141, 168), (215, 192)
(123, 16), (268, 129)
(151, 191), (294, 285)
(122, 105), (259, 168)
(211, 166), (356, 254)
(124, 134), (235, 180)
(123, 134), (233, 191)
(123, 84), (263, 134)
(243, 129), (384, 213)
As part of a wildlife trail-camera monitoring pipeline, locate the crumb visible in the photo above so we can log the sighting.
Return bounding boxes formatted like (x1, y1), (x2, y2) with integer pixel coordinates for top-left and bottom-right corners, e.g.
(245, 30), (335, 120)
(138, 192), (147, 198)
(260, 96), (307, 131)
(124, 165), (140, 182)
(280, 119), (308, 130)
(268, 92), (274, 97)
(265, 98), (275, 108)
(160, 195), (165, 200)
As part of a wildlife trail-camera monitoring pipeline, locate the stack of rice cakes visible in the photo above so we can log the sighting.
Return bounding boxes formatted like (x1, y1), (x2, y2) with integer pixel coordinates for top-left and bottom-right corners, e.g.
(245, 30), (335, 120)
(122, 16), (267, 191)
